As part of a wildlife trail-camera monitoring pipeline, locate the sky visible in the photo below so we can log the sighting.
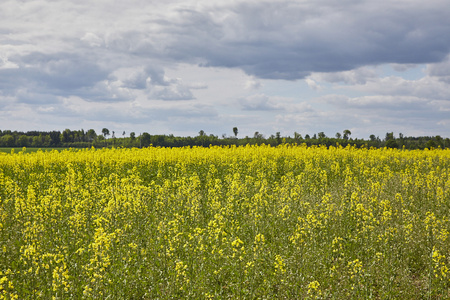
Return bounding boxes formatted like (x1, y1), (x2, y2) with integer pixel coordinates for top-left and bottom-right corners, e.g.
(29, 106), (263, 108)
(1, 0), (450, 139)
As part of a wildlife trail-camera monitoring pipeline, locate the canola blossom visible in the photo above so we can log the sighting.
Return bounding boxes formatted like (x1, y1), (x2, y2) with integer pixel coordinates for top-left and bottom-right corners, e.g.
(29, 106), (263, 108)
(0, 145), (449, 299)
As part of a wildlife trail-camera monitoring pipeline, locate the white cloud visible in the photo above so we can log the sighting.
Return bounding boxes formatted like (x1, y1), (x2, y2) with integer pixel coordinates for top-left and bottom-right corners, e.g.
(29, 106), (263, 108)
(0, 55), (19, 69)
(147, 84), (194, 101)
(309, 67), (378, 85)
(81, 33), (104, 47)
(340, 74), (450, 101)
(305, 78), (322, 91)
(245, 77), (261, 90)
(240, 94), (284, 111)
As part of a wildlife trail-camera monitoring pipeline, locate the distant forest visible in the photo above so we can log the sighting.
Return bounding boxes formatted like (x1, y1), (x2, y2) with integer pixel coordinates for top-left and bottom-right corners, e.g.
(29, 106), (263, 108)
(0, 128), (449, 150)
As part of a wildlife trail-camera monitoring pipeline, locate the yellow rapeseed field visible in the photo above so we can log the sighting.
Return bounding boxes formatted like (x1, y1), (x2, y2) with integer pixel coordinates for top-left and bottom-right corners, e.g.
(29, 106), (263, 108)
(0, 145), (449, 299)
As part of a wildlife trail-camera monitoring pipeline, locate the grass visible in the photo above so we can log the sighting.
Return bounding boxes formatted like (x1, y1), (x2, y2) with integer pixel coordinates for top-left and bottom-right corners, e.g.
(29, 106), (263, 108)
(0, 147), (68, 153)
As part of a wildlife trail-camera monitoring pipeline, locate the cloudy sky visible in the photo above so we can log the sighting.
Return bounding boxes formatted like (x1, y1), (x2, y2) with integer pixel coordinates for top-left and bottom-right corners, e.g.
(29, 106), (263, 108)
(1, 0), (450, 139)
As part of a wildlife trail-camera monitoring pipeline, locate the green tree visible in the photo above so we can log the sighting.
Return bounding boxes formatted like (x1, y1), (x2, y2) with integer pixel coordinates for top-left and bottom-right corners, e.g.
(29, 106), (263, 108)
(318, 132), (326, 139)
(17, 135), (29, 147)
(385, 132), (394, 141)
(96, 135), (105, 145)
(435, 135), (443, 148)
(233, 127), (238, 138)
(335, 132), (342, 139)
(42, 135), (51, 147)
(276, 132), (282, 144)
(141, 132), (151, 147)
(79, 129), (86, 142)
(60, 129), (73, 143)
(102, 128), (110, 138)
(386, 139), (398, 149)
(425, 139), (437, 149)
(343, 129), (351, 140)
(49, 131), (61, 146)
(128, 132), (135, 147)
(32, 136), (41, 147)
(86, 129), (97, 142)
(102, 128), (110, 147)
(1, 134), (14, 147)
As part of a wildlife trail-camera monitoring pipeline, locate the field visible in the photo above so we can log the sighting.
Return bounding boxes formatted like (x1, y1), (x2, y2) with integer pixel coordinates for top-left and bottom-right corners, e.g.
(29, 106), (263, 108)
(0, 148), (66, 154)
(0, 145), (449, 299)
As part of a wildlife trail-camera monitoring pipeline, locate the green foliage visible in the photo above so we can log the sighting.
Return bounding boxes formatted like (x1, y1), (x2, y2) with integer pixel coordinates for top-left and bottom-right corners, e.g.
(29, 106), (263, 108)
(0, 129), (448, 149)
(1, 134), (15, 147)
(233, 127), (238, 137)
(141, 132), (151, 147)
(385, 139), (398, 149)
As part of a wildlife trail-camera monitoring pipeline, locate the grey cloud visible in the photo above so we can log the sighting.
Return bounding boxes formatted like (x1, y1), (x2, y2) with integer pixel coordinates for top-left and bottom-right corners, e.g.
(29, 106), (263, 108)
(4, 0), (450, 84)
(155, 0), (450, 79)
(106, 67), (166, 90)
(0, 52), (109, 100)
(145, 67), (173, 86)
(20, 52), (108, 91)
(77, 66), (197, 102)
(0, 49), (197, 103)
(15, 89), (60, 105)
(391, 64), (418, 72)
(426, 55), (450, 84)
(143, 67), (197, 100)
(4, 0), (450, 96)
(119, 70), (148, 90)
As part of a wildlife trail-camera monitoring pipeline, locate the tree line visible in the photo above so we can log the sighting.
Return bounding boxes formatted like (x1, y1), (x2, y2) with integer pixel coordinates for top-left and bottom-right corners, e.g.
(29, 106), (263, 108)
(0, 128), (448, 150)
